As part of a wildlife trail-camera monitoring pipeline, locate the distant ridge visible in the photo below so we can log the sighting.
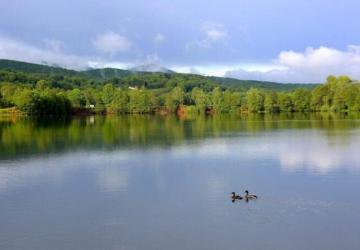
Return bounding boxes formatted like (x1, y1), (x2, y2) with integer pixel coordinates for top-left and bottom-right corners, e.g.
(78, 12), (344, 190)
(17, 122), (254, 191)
(0, 59), (319, 90)
(208, 76), (318, 91)
(129, 64), (175, 74)
(83, 68), (134, 79)
(0, 59), (78, 75)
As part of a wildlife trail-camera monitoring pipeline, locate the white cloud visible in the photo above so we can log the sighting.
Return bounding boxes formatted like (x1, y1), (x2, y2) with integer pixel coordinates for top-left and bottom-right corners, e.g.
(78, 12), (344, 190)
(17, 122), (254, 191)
(204, 29), (227, 43)
(93, 31), (132, 54)
(0, 35), (88, 69)
(186, 21), (229, 51)
(43, 39), (65, 52)
(170, 65), (229, 77)
(201, 22), (228, 45)
(2, 32), (360, 84)
(153, 33), (166, 44)
(0, 34), (136, 70)
(88, 61), (130, 70)
(226, 45), (360, 83)
(144, 53), (161, 64)
(188, 67), (201, 75)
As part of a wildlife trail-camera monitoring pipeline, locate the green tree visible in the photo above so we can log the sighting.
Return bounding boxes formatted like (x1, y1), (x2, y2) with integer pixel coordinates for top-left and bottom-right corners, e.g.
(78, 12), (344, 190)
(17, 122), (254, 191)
(292, 89), (311, 112)
(211, 87), (223, 113)
(0, 84), (17, 105)
(278, 92), (293, 112)
(0, 90), (4, 108)
(110, 88), (129, 113)
(83, 88), (96, 106)
(191, 87), (207, 113)
(35, 80), (50, 90)
(102, 83), (114, 105)
(345, 85), (360, 111)
(164, 86), (185, 112)
(67, 88), (86, 108)
(311, 84), (329, 111)
(164, 93), (176, 112)
(246, 88), (264, 112)
(13, 89), (36, 113)
(351, 93), (360, 112)
(128, 89), (155, 113)
(264, 92), (278, 113)
(94, 92), (105, 110)
(171, 86), (184, 106)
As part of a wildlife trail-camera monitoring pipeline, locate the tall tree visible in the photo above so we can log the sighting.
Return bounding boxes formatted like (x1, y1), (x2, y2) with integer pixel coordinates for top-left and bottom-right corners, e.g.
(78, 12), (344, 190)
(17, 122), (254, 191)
(102, 83), (114, 106)
(246, 88), (264, 112)
(110, 88), (129, 113)
(292, 89), (311, 112)
(264, 91), (278, 113)
(67, 88), (86, 108)
(278, 92), (293, 112)
(211, 87), (223, 113)
(191, 87), (207, 113)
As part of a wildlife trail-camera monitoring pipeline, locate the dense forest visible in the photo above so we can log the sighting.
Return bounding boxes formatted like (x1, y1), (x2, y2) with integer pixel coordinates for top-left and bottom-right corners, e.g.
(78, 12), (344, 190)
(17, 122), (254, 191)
(0, 59), (359, 116)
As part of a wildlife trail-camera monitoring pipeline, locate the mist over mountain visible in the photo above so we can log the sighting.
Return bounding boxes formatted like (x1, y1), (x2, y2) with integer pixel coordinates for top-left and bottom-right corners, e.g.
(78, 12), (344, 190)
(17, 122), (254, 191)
(129, 64), (175, 74)
(0, 59), (318, 91)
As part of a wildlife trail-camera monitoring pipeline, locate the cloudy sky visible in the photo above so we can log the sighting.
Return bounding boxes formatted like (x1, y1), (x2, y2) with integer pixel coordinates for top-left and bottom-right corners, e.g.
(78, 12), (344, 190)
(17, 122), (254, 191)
(1, 0), (360, 83)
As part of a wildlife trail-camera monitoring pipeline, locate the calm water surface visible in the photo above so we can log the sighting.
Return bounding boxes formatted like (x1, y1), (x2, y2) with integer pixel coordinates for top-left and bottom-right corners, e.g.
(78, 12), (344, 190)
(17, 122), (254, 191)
(1, 114), (360, 250)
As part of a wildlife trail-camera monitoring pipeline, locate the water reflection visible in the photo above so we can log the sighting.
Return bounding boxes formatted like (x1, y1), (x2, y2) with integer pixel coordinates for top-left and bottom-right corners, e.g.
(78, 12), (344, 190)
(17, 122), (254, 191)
(1, 113), (360, 175)
(1, 114), (360, 250)
(1, 113), (360, 160)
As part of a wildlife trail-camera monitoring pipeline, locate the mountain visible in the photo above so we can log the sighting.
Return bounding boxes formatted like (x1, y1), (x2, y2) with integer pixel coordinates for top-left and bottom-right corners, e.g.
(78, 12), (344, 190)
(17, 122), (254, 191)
(208, 76), (319, 91)
(129, 64), (175, 74)
(83, 68), (134, 79)
(0, 59), (319, 91)
(0, 59), (78, 75)
(0, 59), (136, 80)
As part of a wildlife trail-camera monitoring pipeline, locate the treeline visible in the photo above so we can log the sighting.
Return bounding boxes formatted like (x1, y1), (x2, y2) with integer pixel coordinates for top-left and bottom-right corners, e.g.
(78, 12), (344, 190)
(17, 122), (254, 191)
(1, 75), (359, 115)
(0, 59), (317, 91)
(0, 67), (217, 91)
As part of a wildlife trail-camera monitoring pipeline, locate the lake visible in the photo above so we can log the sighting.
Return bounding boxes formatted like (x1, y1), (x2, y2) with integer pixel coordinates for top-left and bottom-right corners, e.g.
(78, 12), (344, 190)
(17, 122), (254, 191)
(1, 113), (360, 250)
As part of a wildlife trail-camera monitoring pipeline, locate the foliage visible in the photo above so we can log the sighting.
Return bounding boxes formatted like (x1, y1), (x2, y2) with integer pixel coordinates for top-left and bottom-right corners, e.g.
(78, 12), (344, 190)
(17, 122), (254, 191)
(246, 88), (264, 112)
(191, 87), (208, 113)
(0, 60), (360, 115)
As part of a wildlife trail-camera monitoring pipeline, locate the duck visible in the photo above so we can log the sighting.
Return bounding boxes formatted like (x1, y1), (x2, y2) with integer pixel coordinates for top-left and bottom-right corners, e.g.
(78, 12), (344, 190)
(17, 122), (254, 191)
(231, 192), (243, 200)
(244, 190), (258, 200)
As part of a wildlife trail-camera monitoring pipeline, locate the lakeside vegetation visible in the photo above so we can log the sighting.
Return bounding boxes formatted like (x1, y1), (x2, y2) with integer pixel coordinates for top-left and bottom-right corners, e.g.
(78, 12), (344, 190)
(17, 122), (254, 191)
(1, 60), (359, 116)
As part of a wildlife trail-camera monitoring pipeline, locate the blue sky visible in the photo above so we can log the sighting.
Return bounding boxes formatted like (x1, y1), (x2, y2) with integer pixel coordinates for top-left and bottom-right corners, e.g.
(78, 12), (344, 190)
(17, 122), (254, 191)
(1, 0), (360, 82)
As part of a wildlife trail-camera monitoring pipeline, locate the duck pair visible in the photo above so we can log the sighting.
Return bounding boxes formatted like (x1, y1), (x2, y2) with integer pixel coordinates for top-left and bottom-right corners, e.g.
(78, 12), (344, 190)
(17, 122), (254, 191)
(231, 190), (258, 201)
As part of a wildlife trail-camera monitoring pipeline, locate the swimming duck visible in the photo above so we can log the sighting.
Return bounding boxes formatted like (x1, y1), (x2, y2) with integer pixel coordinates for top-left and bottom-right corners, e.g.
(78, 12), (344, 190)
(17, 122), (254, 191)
(244, 190), (258, 200)
(231, 192), (243, 200)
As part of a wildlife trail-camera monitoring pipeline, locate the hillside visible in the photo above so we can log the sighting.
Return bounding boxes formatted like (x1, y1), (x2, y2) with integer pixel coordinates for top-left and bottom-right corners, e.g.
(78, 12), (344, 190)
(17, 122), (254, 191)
(0, 59), (319, 91)
(82, 68), (134, 79)
(0, 59), (79, 76)
(208, 76), (319, 91)
(129, 64), (175, 74)
(0, 59), (357, 117)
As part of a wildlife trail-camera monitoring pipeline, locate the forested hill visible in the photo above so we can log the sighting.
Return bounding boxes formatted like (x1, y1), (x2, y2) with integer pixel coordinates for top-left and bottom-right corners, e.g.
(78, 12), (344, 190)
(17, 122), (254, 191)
(0, 59), (79, 75)
(1, 59), (359, 116)
(208, 76), (318, 91)
(0, 59), (318, 91)
(0, 59), (133, 79)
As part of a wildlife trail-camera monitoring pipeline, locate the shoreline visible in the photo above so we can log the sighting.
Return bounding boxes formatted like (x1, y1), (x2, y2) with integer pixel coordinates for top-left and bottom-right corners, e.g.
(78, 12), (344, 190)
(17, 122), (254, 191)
(1, 106), (359, 120)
